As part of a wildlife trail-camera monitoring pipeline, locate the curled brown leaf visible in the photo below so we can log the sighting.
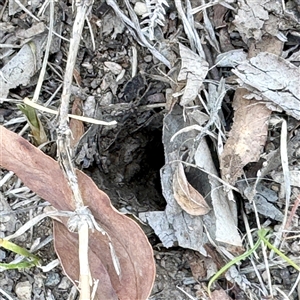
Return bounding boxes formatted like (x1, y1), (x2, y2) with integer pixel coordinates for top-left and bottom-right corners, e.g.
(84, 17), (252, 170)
(173, 162), (210, 216)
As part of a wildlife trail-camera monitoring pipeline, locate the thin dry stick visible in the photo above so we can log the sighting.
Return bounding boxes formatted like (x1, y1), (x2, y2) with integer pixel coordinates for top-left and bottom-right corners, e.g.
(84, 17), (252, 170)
(242, 208), (259, 260)
(252, 200), (273, 297)
(284, 193), (300, 236)
(269, 119), (291, 259)
(32, 0), (54, 103)
(56, 0), (94, 299)
(174, 0), (205, 58)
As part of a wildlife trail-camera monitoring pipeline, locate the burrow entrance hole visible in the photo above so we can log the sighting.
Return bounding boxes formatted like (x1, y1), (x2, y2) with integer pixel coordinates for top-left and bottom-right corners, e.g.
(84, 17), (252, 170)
(86, 113), (167, 213)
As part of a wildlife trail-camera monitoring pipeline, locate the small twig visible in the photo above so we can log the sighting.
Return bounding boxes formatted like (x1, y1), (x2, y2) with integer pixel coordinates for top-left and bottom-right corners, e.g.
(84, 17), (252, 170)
(131, 45), (138, 78)
(0, 287), (15, 300)
(288, 272), (300, 297)
(32, 0), (54, 102)
(56, 0), (95, 299)
(284, 193), (300, 236)
(23, 97), (117, 126)
(252, 200), (273, 297)
(174, 0), (205, 58)
(242, 208), (259, 259)
(249, 257), (268, 296)
(0, 0), (9, 21)
(270, 119), (290, 259)
(11, 0), (40, 21)
(78, 222), (91, 300)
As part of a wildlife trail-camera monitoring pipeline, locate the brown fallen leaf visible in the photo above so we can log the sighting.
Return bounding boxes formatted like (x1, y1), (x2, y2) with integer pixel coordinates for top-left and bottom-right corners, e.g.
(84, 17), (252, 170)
(173, 162), (210, 216)
(220, 36), (283, 185)
(220, 88), (270, 185)
(69, 97), (85, 148)
(0, 125), (155, 300)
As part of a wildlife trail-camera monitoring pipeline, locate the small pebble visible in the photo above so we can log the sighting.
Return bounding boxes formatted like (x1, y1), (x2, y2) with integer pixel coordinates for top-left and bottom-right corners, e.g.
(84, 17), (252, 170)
(90, 79), (100, 89)
(182, 277), (197, 285)
(45, 272), (60, 287)
(147, 93), (165, 103)
(100, 92), (113, 105)
(0, 249), (6, 260)
(15, 281), (32, 300)
(144, 55), (152, 63)
(58, 276), (72, 290)
(104, 61), (123, 75)
(81, 62), (93, 70)
(291, 241), (300, 252)
(83, 96), (96, 118)
(134, 2), (147, 16)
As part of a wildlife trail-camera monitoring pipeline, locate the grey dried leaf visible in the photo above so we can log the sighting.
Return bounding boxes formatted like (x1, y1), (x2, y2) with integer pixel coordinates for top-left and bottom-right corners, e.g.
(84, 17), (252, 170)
(177, 43), (209, 106)
(233, 52), (300, 120)
(0, 36), (46, 98)
(195, 139), (242, 247)
(233, 0), (269, 42)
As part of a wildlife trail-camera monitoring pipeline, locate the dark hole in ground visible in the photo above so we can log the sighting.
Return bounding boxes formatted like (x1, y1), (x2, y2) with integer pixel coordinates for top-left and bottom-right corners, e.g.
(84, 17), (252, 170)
(87, 113), (166, 213)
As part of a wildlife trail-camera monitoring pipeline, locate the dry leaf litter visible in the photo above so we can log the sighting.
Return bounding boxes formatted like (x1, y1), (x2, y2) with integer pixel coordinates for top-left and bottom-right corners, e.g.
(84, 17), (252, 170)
(1, 0), (300, 299)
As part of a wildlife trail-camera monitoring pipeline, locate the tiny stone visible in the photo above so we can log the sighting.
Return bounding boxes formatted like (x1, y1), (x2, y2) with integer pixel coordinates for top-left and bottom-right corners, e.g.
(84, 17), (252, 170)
(45, 272), (60, 287)
(261, 270), (269, 282)
(83, 96), (96, 118)
(182, 277), (196, 285)
(0, 249), (6, 260)
(15, 281), (32, 300)
(58, 276), (71, 290)
(247, 271), (257, 280)
(291, 241), (300, 252)
(147, 93), (165, 103)
(144, 55), (152, 63)
(271, 184), (279, 192)
(274, 224), (281, 232)
(33, 273), (44, 289)
(152, 56), (160, 65)
(104, 62), (123, 75)
(134, 2), (147, 16)
(81, 62), (93, 70)
(170, 12), (177, 20)
(168, 271), (177, 280)
(90, 79), (100, 89)
(100, 77), (110, 91)
(100, 92), (113, 105)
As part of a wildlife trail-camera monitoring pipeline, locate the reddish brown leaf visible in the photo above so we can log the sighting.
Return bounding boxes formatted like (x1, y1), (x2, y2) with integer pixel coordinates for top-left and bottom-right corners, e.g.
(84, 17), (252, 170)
(0, 125), (155, 300)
